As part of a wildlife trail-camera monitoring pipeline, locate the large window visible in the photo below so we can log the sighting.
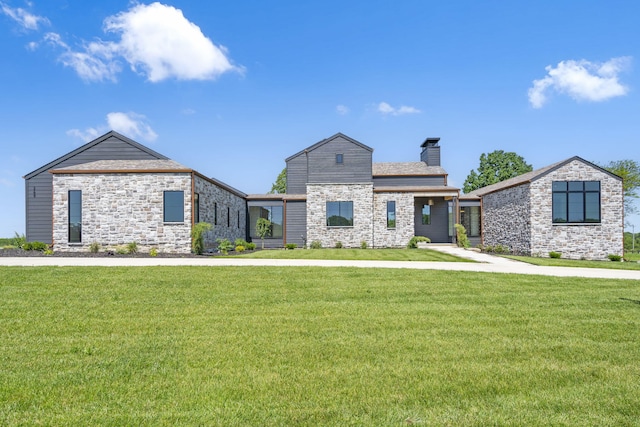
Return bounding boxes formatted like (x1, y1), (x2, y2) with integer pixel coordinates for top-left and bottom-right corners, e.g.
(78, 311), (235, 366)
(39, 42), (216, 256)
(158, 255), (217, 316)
(327, 201), (354, 227)
(249, 206), (283, 238)
(68, 190), (82, 243)
(164, 191), (184, 222)
(552, 181), (601, 223)
(421, 205), (431, 225)
(387, 201), (396, 228)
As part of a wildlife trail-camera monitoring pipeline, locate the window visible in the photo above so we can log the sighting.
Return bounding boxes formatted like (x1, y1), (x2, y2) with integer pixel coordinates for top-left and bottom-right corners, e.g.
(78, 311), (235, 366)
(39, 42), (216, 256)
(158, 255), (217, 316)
(237, 210), (241, 229)
(336, 153), (343, 164)
(422, 205), (431, 225)
(249, 206), (283, 238)
(194, 193), (200, 223)
(214, 202), (218, 225)
(552, 181), (601, 223)
(227, 207), (230, 227)
(68, 190), (82, 243)
(326, 201), (353, 227)
(164, 191), (184, 222)
(460, 206), (481, 237)
(387, 201), (396, 228)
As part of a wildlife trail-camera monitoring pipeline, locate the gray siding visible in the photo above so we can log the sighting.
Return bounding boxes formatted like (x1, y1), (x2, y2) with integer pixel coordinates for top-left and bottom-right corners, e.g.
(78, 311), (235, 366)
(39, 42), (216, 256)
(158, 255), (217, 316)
(373, 176), (446, 187)
(284, 201), (306, 247)
(307, 136), (372, 184)
(414, 198), (451, 243)
(420, 146), (441, 166)
(286, 155), (308, 194)
(25, 134), (166, 243)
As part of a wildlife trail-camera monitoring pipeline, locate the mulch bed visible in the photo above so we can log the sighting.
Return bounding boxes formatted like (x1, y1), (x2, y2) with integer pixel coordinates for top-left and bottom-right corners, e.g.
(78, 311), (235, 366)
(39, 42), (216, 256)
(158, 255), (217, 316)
(0, 248), (215, 258)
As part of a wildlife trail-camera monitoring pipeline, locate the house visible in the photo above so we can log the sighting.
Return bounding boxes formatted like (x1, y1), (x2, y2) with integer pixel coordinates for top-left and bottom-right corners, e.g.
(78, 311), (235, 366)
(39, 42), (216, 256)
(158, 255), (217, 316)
(463, 157), (623, 259)
(247, 133), (460, 248)
(24, 131), (246, 253)
(24, 131), (624, 259)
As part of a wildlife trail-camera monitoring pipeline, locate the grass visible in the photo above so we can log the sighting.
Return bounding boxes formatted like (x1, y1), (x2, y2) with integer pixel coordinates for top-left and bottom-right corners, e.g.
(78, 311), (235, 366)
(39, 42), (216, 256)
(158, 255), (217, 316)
(233, 248), (473, 262)
(505, 255), (640, 270)
(1, 266), (640, 425)
(625, 252), (640, 262)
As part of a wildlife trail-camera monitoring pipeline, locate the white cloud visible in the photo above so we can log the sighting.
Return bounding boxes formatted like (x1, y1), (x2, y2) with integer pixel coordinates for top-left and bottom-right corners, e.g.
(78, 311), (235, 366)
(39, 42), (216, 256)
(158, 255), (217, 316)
(41, 2), (240, 83)
(528, 57), (631, 108)
(377, 102), (421, 116)
(336, 105), (350, 115)
(67, 112), (158, 143)
(0, 177), (15, 188)
(0, 1), (49, 31)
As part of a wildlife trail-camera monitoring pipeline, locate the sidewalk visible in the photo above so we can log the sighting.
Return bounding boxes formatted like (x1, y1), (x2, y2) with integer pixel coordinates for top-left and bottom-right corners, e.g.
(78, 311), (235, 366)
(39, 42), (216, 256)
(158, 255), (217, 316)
(1, 251), (639, 280)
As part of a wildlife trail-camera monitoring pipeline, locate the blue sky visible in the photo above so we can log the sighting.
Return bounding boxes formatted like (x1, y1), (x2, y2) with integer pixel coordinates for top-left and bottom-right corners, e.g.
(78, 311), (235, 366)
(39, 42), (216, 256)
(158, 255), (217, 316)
(1, 0), (639, 237)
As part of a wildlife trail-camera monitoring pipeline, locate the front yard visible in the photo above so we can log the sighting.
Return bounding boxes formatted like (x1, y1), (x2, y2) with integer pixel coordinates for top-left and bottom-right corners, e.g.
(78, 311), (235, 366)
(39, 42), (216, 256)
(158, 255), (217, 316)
(1, 266), (639, 425)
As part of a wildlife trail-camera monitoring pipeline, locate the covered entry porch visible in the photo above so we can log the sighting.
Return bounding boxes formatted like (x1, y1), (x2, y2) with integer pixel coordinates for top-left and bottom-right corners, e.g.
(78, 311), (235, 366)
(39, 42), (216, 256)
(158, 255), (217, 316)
(412, 189), (459, 244)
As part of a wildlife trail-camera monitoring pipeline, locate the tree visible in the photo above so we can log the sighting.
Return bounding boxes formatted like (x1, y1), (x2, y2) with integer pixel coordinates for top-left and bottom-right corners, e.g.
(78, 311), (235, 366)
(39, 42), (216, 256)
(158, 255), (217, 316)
(191, 222), (212, 255)
(463, 150), (533, 193)
(269, 168), (286, 194)
(600, 159), (640, 214)
(256, 218), (272, 249)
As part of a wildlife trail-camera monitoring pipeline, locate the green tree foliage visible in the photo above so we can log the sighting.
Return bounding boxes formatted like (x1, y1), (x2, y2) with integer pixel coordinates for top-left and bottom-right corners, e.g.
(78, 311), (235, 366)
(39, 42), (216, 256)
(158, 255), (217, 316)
(463, 150), (533, 193)
(600, 159), (640, 214)
(269, 168), (287, 194)
(256, 218), (272, 249)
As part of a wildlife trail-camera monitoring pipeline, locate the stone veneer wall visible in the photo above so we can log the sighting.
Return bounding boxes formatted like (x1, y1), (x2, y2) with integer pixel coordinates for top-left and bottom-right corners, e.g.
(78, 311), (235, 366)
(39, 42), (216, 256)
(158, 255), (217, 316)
(373, 192), (414, 248)
(53, 172), (193, 253)
(306, 183), (373, 248)
(194, 175), (246, 249)
(482, 184), (532, 255)
(528, 160), (623, 260)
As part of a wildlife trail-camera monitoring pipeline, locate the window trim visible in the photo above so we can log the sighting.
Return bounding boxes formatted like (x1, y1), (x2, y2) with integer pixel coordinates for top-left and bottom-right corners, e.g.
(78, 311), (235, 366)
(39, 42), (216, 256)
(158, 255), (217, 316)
(68, 190), (82, 243)
(326, 201), (354, 227)
(387, 201), (396, 229)
(163, 190), (185, 223)
(552, 181), (601, 224)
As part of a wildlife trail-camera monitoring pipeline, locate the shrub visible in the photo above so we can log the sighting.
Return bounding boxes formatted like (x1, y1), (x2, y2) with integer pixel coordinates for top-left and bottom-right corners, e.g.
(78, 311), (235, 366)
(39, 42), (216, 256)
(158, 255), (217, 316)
(493, 244), (510, 254)
(23, 241), (48, 251)
(149, 247), (159, 257)
(549, 251), (562, 259)
(127, 241), (138, 254)
(360, 240), (368, 249)
(191, 222), (213, 255)
(89, 242), (100, 253)
(310, 240), (322, 249)
(454, 224), (470, 248)
(235, 245), (246, 253)
(43, 248), (54, 256)
(235, 238), (249, 247)
(608, 254), (622, 262)
(407, 236), (431, 249)
(217, 238), (233, 255)
(115, 246), (128, 255)
(335, 241), (343, 249)
(12, 232), (26, 249)
(246, 242), (256, 251)
(285, 243), (297, 250)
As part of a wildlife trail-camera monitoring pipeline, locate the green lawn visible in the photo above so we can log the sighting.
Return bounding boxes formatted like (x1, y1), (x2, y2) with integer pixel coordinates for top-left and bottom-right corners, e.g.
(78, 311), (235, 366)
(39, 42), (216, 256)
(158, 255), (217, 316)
(505, 255), (640, 270)
(1, 267), (639, 426)
(234, 248), (473, 262)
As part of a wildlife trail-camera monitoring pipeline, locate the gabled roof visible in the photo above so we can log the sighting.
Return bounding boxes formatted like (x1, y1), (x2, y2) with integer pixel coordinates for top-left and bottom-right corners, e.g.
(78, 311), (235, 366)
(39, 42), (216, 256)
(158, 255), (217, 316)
(465, 156), (622, 197)
(23, 130), (168, 179)
(285, 132), (373, 162)
(373, 162), (447, 176)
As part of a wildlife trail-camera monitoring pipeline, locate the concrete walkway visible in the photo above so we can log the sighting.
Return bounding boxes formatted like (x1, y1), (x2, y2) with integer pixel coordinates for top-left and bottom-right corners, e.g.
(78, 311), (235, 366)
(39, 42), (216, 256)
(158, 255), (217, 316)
(1, 247), (639, 280)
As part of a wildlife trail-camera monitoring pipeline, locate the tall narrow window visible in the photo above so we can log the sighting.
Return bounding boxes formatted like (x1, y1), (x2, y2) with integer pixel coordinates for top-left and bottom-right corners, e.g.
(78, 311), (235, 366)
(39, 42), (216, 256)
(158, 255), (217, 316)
(336, 153), (343, 164)
(326, 201), (353, 226)
(214, 203), (218, 225)
(387, 201), (396, 228)
(68, 190), (82, 243)
(552, 181), (600, 223)
(164, 191), (184, 222)
(194, 193), (200, 223)
(422, 205), (431, 225)
(237, 210), (241, 228)
(227, 207), (230, 227)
